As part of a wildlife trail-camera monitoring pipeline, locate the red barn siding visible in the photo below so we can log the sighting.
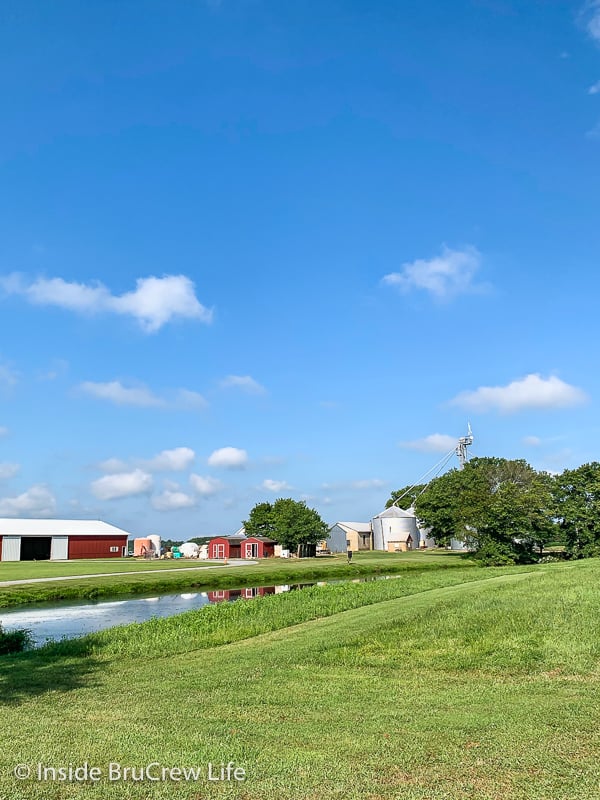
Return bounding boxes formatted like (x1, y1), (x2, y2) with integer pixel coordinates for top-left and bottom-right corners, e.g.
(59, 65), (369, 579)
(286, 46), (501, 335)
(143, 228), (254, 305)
(208, 538), (242, 559)
(207, 589), (229, 603)
(243, 538), (275, 558)
(68, 535), (127, 559)
(208, 537), (228, 559)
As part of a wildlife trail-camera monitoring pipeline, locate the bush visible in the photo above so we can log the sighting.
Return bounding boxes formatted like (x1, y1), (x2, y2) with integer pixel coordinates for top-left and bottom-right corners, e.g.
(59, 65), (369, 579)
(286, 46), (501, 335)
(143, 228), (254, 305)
(471, 540), (517, 566)
(0, 623), (32, 655)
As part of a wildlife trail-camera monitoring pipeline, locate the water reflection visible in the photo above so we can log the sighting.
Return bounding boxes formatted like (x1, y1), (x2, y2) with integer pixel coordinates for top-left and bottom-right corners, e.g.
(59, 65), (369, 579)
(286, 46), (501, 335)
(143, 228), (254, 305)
(0, 581), (333, 646)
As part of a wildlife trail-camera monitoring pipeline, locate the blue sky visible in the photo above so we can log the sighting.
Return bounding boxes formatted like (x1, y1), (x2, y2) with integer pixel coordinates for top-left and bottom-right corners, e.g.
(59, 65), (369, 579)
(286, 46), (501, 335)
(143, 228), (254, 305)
(1, 0), (599, 538)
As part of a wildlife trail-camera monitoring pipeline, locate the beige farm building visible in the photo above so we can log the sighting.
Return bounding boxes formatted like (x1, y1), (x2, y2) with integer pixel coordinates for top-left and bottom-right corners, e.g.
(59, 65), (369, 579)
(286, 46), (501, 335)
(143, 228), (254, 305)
(326, 522), (373, 553)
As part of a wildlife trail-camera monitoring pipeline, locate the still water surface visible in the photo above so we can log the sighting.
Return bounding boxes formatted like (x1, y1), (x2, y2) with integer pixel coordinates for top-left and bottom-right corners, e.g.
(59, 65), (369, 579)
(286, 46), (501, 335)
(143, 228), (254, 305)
(1, 579), (385, 646)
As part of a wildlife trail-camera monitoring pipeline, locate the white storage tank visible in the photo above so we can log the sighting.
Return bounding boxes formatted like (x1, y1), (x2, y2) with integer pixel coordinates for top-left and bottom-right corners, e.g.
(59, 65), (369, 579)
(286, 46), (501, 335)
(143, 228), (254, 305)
(371, 506), (418, 552)
(148, 534), (161, 558)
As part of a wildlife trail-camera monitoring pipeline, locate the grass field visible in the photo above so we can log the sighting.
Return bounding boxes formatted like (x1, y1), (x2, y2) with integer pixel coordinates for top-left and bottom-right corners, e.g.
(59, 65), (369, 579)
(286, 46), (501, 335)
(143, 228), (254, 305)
(0, 557), (228, 581)
(1, 559), (600, 799)
(0, 551), (469, 608)
(0, 551), (461, 582)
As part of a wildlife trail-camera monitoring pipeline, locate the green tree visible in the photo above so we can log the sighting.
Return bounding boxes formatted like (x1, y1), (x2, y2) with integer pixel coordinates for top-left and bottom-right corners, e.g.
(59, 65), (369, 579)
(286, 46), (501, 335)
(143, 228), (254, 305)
(553, 462), (600, 558)
(243, 498), (328, 552)
(244, 502), (276, 538)
(414, 457), (556, 564)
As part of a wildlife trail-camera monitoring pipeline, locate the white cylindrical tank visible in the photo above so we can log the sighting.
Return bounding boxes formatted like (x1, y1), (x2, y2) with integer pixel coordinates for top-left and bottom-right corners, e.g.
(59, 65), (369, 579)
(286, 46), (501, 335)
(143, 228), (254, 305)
(148, 534), (161, 558)
(198, 544), (209, 560)
(371, 506), (418, 551)
(180, 542), (199, 558)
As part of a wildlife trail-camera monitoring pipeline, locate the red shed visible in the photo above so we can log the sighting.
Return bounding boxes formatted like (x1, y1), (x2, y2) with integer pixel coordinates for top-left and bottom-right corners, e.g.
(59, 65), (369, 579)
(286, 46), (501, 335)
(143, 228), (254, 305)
(208, 536), (245, 559)
(242, 536), (276, 559)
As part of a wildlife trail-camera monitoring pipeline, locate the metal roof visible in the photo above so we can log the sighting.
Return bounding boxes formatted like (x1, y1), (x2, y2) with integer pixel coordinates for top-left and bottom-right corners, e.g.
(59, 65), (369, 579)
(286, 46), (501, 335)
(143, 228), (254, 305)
(372, 506), (415, 520)
(335, 522), (372, 533)
(0, 518), (131, 537)
(247, 535), (277, 543)
(387, 531), (413, 543)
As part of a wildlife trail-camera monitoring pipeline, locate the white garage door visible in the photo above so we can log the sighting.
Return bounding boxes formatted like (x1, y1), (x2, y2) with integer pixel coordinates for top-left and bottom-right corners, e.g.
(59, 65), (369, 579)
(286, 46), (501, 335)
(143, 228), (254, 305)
(50, 536), (69, 560)
(2, 536), (21, 561)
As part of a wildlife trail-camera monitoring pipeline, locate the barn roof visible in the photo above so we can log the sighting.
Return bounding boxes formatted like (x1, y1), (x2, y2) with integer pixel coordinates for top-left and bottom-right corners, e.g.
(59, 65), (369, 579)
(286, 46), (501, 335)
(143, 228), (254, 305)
(210, 535), (246, 543)
(0, 518), (131, 537)
(335, 522), (372, 533)
(246, 535), (277, 543)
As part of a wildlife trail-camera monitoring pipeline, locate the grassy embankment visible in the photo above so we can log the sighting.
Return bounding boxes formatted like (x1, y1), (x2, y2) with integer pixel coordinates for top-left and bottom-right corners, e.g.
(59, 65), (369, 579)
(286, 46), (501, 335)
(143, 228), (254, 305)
(0, 551), (469, 608)
(2, 559), (600, 799)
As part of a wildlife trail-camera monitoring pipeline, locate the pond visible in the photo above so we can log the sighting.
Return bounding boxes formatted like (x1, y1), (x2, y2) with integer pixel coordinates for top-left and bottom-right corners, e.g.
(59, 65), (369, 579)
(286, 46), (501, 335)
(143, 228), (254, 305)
(0, 578), (390, 646)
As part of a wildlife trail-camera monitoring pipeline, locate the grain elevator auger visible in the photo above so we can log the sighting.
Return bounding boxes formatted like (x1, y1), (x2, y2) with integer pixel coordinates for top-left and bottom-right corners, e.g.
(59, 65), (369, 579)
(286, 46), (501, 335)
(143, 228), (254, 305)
(455, 423), (473, 470)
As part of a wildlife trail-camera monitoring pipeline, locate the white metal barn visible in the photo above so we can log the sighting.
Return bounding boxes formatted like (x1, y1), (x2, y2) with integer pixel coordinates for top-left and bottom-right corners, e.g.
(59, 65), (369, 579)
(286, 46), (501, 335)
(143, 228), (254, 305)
(0, 519), (130, 561)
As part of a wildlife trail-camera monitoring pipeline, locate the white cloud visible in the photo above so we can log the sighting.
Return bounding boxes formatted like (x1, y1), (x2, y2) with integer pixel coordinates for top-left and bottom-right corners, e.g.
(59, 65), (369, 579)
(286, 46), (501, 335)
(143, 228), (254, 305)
(208, 447), (248, 469)
(80, 381), (209, 411)
(382, 245), (484, 300)
(189, 474), (223, 496)
(585, 1), (600, 42)
(262, 479), (292, 492)
(350, 478), (388, 490)
(176, 389), (209, 410)
(151, 490), (197, 511)
(0, 484), (56, 517)
(401, 433), (458, 453)
(98, 449), (196, 475)
(0, 427), (8, 438)
(0, 362), (18, 389)
(91, 469), (153, 500)
(589, 80), (600, 94)
(321, 478), (387, 492)
(450, 374), (589, 414)
(97, 458), (129, 473)
(80, 381), (164, 408)
(587, 121), (600, 139)
(523, 435), (542, 447)
(220, 375), (266, 395)
(2, 273), (212, 333)
(0, 463), (20, 480)
(111, 275), (213, 332)
(142, 447), (195, 472)
(37, 358), (69, 381)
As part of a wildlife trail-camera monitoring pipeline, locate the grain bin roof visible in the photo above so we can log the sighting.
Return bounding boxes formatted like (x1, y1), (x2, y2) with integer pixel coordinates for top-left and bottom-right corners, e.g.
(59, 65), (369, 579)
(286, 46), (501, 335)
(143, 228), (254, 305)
(372, 506), (415, 520)
(0, 518), (131, 537)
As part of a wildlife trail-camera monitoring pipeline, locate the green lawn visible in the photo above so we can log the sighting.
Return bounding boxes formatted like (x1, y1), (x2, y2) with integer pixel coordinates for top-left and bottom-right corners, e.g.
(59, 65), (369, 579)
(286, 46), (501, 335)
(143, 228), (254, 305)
(1, 559), (600, 799)
(0, 550), (461, 581)
(0, 550), (470, 607)
(0, 557), (225, 581)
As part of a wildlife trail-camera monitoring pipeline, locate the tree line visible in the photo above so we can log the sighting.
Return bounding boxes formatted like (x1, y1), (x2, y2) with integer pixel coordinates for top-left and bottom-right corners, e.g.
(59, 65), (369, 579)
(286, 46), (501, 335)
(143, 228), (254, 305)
(388, 457), (600, 564)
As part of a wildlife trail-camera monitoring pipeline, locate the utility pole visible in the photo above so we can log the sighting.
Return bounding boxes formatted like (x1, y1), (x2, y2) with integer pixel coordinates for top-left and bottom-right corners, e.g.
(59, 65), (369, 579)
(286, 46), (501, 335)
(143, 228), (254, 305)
(456, 423), (473, 470)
